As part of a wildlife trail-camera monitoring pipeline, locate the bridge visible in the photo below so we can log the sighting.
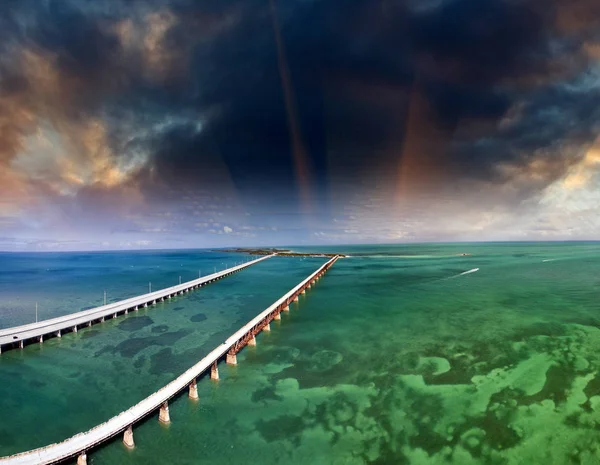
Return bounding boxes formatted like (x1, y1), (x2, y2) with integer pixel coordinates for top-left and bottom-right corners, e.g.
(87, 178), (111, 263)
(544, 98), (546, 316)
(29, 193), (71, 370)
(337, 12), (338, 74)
(0, 254), (273, 354)
(0, 256), (338, 465)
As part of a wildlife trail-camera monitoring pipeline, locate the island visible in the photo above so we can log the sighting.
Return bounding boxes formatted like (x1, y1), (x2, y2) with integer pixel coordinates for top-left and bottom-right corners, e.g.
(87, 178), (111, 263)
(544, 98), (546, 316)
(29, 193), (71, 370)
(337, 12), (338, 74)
(218, 247), (346, 258)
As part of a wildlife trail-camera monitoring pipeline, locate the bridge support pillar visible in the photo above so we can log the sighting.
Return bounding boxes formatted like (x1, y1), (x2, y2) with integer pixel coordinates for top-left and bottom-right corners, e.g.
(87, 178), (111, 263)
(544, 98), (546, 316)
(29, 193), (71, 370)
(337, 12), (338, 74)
(101, 317), (105, 322)
(248, 335), (257, 346)
(123, 425), (135, 449)
(210, 362), (219, 381)
(301, 289), (306, 294)
(159, 402), (170, 424)
(57, 330), (61, 338)
(39, 335), (43, 344)
(77, 453), (88, 465)
(226, 353), (237, 365)
(283, 305), (290, 312)
(293, 296), (299, 302)
(210, 362), (219, 380)
(211, 362), (220, 380)
(113, 314), (117, 319)
(19, 340), (24, 349)
(189, 379), (199, 400)
(74, 326), (78, 333)
(263, 323), (271, 332)
(144, 303), (148, 308)
(274, 312), (281, 321)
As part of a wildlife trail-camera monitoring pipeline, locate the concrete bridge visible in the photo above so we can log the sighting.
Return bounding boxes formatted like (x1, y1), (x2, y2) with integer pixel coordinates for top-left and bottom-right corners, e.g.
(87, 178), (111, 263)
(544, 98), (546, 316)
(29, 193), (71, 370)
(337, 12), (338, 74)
(0, 256), (338, 465)
(0, 255), (273, 354)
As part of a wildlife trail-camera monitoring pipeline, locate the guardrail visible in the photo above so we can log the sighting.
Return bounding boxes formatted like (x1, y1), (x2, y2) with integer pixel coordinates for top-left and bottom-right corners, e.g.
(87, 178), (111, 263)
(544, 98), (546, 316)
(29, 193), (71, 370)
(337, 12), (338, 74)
(0, 255), (273, 353)
(0, 256), (338, 465)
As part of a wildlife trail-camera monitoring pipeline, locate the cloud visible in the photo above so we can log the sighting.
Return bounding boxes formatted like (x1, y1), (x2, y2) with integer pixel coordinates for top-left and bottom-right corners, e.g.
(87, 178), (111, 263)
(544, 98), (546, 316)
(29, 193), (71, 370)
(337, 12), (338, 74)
(1, 0), (600, 248)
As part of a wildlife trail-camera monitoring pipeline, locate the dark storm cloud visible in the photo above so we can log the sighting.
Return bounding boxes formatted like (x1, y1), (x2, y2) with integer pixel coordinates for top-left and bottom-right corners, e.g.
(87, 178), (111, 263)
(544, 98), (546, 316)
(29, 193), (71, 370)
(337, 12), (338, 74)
(132, 0), (595, 196)
(1, 0), (599, 206)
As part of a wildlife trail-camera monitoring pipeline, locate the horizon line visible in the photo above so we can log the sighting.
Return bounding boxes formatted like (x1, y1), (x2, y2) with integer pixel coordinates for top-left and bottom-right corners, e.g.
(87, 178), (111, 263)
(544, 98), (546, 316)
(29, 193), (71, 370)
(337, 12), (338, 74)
(1, 239), (600, 254)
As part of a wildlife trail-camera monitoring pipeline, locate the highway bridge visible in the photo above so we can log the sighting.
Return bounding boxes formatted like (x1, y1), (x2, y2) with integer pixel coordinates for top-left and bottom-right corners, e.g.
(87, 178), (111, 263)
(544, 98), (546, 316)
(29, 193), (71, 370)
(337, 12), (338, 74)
(0, 255), (273, 354)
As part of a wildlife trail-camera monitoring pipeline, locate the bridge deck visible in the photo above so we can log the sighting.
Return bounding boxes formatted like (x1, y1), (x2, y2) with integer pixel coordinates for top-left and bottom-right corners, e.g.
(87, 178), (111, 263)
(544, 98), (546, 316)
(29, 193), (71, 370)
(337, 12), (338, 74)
(0, 256), (338, 465)
(0, 255), (273, 351)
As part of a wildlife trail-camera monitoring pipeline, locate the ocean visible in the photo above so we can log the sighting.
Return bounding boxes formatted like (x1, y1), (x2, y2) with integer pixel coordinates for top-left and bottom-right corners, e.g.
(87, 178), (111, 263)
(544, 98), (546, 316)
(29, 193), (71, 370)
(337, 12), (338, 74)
(1, 242), (600, 464)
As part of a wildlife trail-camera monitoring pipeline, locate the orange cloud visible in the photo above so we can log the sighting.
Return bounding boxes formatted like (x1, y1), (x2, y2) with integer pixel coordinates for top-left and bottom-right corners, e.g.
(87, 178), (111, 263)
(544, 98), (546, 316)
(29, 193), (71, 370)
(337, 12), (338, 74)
(561, 144), (600, 189)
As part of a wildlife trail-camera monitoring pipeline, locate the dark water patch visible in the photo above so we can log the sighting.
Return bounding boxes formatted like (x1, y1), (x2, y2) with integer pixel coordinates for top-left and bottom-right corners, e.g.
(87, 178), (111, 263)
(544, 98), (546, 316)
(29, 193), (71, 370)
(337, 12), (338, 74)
(0, 431), (16, 450)
(420, 346), (481, 386)
(409, 425), (450, 456)
(151, 329), (192, 349)
(81, 329), (100, 339)
(274, 356), (350, 389)
(582, 374), (600, 412)
(567, 316), (600, 328)
(251, 346), (300, 366)
(255, 415), (305, 445)
(584, 374), (600, 399)
(421, 339), (522, 386)
(565, 412), (582, 427)
(499, 296), (520, 308)
(30, 379), (46, 389)
(475, 405), (522, 451)
(190, 313), (207, 323)
(402, 381), (521, 456)
(402, 386), (448, 455)
(173, 306), (184, 312)
(149, 347), (191, 376)
(117, 315), (153, 332)
(96, 329), (192, 358)
(521, 363), (574, 406)
(133, 355), (146, 369)
(151, 325), (169, 334)
(306, 350), (343, 372)
(365, 439), (410, 465)
(361, 385), (416, 464)
(322, 392), (357, 428)
(251, 385), (283, 404)
(96, 339), (147, 358)
(511, 322), (567, 340)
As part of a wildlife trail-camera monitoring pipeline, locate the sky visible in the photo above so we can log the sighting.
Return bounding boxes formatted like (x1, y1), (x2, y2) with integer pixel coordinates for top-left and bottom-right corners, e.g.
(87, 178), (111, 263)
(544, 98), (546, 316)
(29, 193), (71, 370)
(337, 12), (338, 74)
(1, 0), (600, 251)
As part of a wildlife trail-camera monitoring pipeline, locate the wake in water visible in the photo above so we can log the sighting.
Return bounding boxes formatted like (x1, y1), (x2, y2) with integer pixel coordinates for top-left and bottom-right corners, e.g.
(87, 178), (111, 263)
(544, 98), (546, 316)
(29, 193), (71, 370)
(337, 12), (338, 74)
(448, 268), (479, 279)
(422, 267), (481, 285)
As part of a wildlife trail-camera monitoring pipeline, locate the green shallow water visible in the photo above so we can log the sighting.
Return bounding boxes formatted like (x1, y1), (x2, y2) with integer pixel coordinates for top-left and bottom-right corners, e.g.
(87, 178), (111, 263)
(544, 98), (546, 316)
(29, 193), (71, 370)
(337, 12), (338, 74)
(2, 243), (600, 464)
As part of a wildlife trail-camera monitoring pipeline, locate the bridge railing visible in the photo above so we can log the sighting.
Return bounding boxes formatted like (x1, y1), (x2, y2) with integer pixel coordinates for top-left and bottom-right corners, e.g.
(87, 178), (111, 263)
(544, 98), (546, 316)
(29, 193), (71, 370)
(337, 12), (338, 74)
(0, 255), (274, 351)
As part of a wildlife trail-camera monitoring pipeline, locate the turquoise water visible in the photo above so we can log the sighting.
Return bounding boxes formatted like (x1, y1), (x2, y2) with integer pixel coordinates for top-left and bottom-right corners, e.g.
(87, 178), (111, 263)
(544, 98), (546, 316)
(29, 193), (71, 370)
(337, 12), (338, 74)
(0, 250), (263, 328)
(2, 243), (600, 464)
